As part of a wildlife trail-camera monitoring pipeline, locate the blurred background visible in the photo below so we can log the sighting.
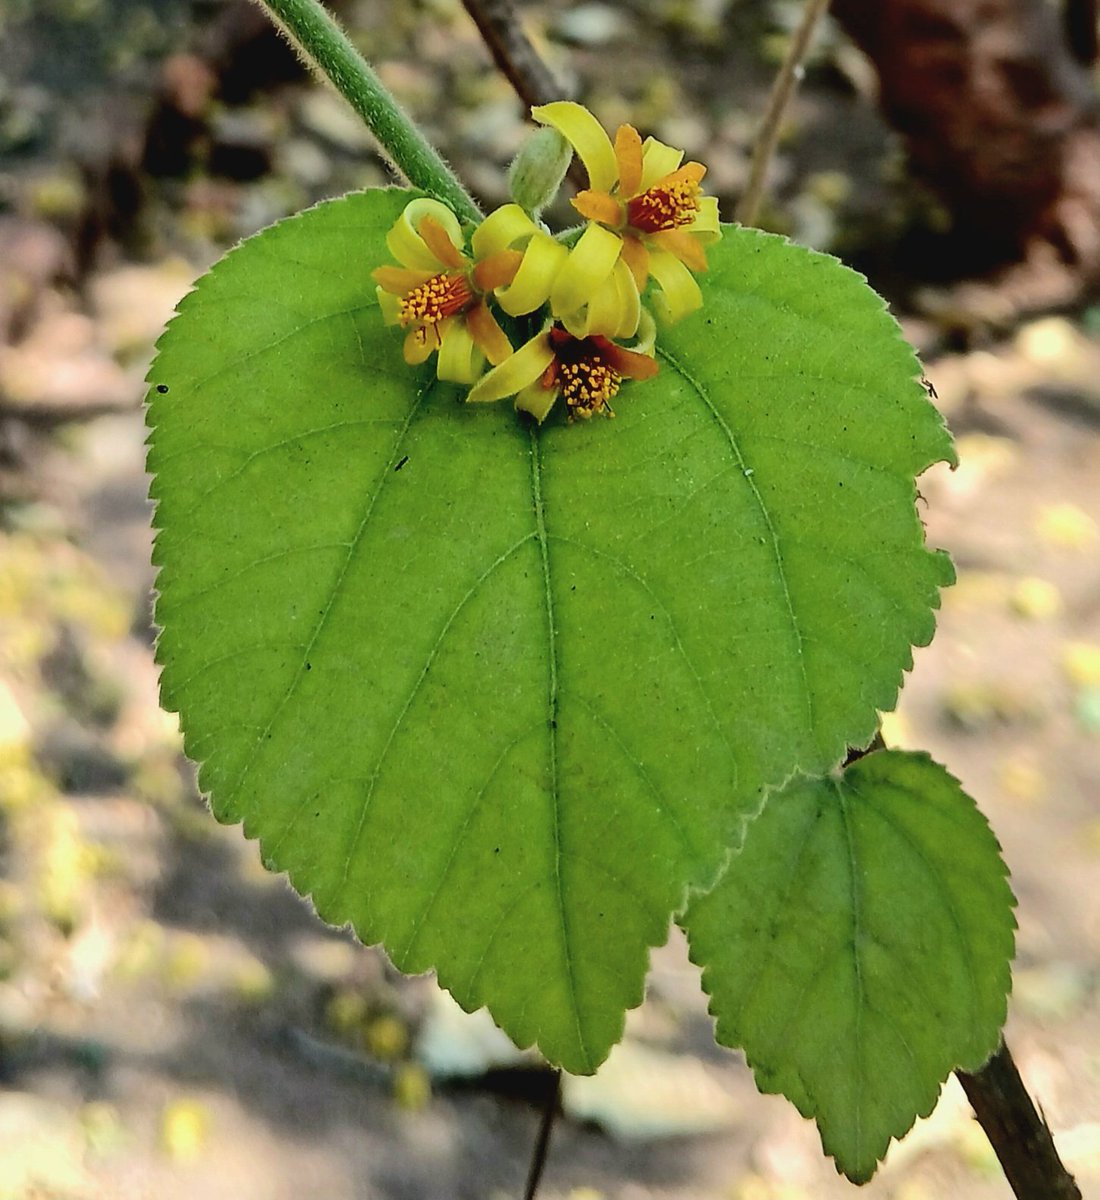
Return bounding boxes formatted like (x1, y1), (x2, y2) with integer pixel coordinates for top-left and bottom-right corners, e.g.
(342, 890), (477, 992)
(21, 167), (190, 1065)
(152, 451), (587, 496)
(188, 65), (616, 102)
(1, 0), (1100, 1196)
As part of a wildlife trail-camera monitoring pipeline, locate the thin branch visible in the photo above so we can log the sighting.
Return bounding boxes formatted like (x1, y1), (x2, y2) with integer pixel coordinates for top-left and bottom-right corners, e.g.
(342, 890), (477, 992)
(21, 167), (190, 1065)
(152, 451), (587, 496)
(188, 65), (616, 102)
(523, 1068), (562, 1200)
(461, 0), (564, 113)
(1064, 0), (1099, 66)
(736, 0), (832, 227)
(460, 0), (587, 191)
(957, 1041), (1082, 1200)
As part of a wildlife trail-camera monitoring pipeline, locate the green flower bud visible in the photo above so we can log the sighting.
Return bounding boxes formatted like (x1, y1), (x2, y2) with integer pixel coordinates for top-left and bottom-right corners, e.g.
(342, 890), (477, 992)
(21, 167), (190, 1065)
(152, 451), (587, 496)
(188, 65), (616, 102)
(508, 126), (572, 217)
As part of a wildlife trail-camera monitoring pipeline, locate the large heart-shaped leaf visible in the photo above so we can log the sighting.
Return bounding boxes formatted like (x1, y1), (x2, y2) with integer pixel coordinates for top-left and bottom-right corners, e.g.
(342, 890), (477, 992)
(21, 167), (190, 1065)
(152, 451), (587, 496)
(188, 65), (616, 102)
(683, 750), (1016, 1182)
(146, 189), (952, 1073)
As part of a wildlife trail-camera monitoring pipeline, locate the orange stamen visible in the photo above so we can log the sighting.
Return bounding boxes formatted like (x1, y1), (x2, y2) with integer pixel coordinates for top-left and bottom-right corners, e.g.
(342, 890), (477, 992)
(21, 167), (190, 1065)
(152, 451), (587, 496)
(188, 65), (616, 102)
(399, 272), (474, 325)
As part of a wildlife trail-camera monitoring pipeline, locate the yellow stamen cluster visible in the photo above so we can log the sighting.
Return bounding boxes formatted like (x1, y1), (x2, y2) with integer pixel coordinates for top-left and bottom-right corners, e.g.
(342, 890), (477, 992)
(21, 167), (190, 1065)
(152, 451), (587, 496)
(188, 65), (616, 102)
(399, 272), (473, 325)
(627, 178), (702, 234)
(558, 355), (621, 419)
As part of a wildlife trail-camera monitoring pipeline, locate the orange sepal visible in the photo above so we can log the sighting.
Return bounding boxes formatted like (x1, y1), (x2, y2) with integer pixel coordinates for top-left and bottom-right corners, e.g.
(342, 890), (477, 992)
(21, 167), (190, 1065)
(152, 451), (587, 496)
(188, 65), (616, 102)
(571, 189), (623, 227)
(614, 124), (644, 197)
(602, 342), (659, 381)
(651, 228), (708, 272)
(372, 265), (431, 295)
(417, 215), (467, 270)
(466, 301), (513, 366)
(619, 236), (650, 291)
(472, 249), (523, 292)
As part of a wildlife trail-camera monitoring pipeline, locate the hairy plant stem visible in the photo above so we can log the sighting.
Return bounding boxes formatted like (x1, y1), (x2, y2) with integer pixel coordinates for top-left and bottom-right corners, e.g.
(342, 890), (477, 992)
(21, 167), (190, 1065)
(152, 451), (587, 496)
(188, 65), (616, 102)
(252, 0), (482, 223)
(736, 0), (832, 227)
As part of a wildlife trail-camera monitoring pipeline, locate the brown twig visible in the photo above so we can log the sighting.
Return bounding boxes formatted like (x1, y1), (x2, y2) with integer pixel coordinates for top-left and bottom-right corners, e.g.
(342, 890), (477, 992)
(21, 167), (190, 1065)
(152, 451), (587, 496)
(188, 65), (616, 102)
(522, 1068), (562, 1200)
(736, 0), (832, 227)
(957, 1041), (1082, 1200)
(459, 0), (587, 190)
(1064, 0), (1099, 66)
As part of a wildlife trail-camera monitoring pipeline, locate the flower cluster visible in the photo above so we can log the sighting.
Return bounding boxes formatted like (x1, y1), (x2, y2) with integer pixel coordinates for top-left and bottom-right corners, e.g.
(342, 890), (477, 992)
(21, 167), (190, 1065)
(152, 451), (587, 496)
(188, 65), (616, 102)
(372, 102), (719, 423)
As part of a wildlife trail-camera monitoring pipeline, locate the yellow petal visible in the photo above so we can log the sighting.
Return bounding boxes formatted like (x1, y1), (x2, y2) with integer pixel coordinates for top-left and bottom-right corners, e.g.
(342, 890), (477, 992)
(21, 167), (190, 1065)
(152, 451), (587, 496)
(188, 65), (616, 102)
(630, 307), (657, 357)
(467, 331), (554, 404)
(495, 232), (569, 317)
(515, 380), (558, 423)
(436, 320), (484, 384)
(471, 203), (539, 259)
(688, 195), (721, 242)
(376, 287), (403, 327)
(403, 325), (435, 364)
(532, 101), (618, 193)
(550, 223), (622, 318)
(569, 259), (640, 340)
(386, 198), (465, 271)
(638, 137), (684, 192)
(648, 249), (703, 322)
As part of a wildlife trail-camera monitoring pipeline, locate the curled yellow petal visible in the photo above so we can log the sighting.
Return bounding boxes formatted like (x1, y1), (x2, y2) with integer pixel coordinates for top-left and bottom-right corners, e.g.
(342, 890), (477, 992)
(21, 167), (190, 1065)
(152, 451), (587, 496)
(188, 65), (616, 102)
(688, 196), (721, 241)
(471, 203), (539, 259)
(566, 259), (640, 340)
(435, 320), (484, 384)
(376, 287), (403, 327)
(495, 232), (568, 317)
(516, 380), (558, 423)
(386, 199), (465, 272)
(648, 249), (703, 322)
(638, 137), (684, 193)
(532, 101), (618, 193)
(467, 331), (554, 404)
(550, 223), (622, 318)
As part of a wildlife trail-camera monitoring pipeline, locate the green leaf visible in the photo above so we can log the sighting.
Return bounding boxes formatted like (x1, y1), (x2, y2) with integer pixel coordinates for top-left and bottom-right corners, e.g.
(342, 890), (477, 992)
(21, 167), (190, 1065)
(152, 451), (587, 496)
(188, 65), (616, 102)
(683, 750), (1016, 1183)
(146, 189), (952, 1074)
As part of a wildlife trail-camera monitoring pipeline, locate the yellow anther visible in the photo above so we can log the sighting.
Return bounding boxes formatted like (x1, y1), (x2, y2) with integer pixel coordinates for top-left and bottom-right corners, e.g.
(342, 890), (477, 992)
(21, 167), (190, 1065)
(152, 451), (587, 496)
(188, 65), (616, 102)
(627, 178), (702, 234)
(558, 354), (621, 418)
(399, 272), (474, 325)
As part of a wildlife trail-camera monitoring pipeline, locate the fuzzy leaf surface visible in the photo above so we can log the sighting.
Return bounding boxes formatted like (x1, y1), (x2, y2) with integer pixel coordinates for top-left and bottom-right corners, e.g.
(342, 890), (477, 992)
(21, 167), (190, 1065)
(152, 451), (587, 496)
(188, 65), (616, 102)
(684, 750), (1016, 1182)
(147, 190), (952, 1073)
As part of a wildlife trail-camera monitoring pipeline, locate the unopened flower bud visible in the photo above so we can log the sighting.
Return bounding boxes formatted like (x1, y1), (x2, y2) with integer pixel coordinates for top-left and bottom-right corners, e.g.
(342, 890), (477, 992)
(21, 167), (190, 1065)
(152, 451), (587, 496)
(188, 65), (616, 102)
(508, 126), (572, 217)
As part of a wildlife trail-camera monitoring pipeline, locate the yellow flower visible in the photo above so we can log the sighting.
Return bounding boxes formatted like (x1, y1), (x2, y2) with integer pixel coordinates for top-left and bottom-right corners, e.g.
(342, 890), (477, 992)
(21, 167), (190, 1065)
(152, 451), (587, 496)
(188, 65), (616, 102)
(473, 195), (640, 343)
(532, 102), (720, 321)
(467, 314), (658, 423)
(373, 198), (524, 384)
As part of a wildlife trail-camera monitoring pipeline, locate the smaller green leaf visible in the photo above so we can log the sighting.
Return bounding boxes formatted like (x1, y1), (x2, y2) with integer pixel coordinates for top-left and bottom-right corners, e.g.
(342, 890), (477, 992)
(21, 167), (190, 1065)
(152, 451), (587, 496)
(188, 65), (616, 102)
(683, 750), (1016, 1183)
